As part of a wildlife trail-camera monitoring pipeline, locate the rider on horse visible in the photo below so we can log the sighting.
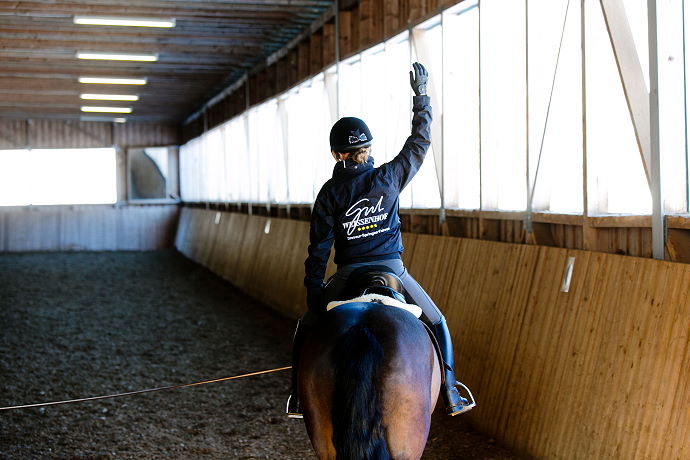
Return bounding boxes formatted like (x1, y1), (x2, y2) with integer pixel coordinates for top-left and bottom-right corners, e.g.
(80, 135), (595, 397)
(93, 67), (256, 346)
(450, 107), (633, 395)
(287, 62), (474, 419)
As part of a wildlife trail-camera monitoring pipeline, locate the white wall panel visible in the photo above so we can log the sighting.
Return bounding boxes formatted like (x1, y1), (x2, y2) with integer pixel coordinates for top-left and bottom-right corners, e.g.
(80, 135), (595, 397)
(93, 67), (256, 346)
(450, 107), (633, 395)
(0, 205), (179, 252)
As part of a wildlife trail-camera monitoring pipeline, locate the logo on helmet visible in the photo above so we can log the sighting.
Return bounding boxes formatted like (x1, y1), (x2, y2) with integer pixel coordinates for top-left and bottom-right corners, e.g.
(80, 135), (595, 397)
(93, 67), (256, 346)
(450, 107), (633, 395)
(348, 129), (368, 144)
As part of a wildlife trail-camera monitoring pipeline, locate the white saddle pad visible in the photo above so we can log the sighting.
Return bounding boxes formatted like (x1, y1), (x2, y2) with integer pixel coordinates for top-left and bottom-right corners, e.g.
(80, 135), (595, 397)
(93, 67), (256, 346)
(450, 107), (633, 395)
(326, 293), (422, 318)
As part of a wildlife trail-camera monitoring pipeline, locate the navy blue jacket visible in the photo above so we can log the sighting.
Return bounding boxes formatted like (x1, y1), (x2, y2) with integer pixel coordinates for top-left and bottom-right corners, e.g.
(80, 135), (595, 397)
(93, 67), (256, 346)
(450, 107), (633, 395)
(304, 95), (432, 306)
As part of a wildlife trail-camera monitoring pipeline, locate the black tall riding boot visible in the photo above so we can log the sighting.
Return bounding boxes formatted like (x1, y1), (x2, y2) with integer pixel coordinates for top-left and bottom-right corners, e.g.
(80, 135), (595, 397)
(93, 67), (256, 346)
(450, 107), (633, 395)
(286, 319), (309, 419)
(430, 317), (475, 416)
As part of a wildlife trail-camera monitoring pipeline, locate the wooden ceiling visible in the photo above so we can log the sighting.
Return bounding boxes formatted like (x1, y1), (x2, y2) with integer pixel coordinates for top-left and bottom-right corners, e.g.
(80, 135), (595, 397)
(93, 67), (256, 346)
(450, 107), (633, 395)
(0, 0), (333, 123)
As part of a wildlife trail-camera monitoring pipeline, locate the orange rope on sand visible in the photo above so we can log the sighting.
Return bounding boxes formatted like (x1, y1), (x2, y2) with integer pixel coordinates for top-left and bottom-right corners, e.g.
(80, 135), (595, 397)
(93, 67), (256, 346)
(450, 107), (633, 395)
(0, 366), (291, 412)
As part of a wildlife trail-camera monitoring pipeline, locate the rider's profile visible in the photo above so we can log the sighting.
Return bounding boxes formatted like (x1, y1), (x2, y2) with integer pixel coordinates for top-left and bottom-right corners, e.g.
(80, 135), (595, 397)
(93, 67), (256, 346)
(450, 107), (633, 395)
(287, 62), (474, 419)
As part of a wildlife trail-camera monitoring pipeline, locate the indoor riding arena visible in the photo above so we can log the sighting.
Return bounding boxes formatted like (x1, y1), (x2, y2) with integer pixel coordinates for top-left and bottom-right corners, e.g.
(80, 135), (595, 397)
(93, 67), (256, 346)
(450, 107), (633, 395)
(0, 1), (688, 460)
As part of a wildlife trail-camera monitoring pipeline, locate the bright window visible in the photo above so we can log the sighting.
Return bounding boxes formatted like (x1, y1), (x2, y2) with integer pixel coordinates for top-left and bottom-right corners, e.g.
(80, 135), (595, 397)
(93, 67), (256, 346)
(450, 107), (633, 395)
(409, 22), (441, 209)
(178, 0), (690, 218)
(528, 0), (582, 213)
(443, 3), (480, 209)
(0, 148), (117, 206)
(585, 0), (650, 214)
(657, 0), (687, 213)
(480, 0), (527, 211)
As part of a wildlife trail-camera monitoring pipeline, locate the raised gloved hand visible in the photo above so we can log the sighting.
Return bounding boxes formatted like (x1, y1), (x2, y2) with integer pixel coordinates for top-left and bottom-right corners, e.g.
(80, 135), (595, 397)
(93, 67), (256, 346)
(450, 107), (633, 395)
(409, 62), (429, 96)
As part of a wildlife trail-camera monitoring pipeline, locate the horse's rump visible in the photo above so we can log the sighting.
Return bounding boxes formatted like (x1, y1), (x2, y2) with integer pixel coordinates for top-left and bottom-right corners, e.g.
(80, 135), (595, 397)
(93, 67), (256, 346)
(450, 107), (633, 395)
(300, 303), (440, 460)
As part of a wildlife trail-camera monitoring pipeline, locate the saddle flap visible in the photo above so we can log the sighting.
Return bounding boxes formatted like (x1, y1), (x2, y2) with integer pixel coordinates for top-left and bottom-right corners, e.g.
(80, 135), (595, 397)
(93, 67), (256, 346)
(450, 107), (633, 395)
(326, 293), (422, 318)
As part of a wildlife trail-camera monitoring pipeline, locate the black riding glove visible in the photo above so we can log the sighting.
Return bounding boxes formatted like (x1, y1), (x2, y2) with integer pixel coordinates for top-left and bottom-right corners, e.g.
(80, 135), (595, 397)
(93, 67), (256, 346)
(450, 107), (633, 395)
(409, 62), (429, 96)
(306, 284), (325, 311)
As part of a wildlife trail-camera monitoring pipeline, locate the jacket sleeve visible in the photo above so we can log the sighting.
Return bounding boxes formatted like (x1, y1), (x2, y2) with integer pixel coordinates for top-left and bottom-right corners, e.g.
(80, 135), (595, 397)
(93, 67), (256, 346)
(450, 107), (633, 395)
(379, 95), (432, 191)
(304, 190), (335, 305)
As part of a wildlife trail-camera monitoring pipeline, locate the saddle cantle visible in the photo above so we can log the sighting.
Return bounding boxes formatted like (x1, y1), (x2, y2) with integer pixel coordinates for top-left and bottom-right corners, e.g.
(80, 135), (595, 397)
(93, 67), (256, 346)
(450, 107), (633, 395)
(326, 293), (423, 318)
(326, 267), (423, 317)
(337, 266), (407, 301)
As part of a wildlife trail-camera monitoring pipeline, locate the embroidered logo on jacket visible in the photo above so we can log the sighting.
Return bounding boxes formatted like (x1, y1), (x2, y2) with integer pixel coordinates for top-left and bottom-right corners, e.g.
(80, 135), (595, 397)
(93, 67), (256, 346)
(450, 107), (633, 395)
(342, 196), (389, 239)
(348, 129), (368, 144)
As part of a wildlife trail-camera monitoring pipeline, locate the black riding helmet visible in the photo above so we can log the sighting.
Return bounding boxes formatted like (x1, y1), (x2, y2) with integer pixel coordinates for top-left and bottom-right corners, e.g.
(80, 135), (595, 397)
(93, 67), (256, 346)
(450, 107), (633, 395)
(329, 117), (373, 153)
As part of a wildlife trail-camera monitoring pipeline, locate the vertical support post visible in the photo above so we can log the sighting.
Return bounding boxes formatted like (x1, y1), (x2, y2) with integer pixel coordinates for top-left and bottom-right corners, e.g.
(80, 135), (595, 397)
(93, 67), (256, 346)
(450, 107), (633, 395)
(648, 0), (664, 259)
(408, 25), (416, 208)
(335, 0), (341, 119)
(25, 118), (32, 150)
(440, 12), (446, 225)
(582, 0), (597, 251)
(681, 1), (690, 212)
(477, 0), (484, 212)
(244, 72), (250, 111)
(525, 0), (533, 235)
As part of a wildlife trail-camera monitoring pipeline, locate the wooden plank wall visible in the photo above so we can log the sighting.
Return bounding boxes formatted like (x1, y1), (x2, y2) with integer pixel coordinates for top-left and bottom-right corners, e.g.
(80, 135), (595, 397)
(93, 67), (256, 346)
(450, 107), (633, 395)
(0, 205), (179, 251)
(175, 207), (335, 318)
(0, 119), (179, 150)
(176, 208), (690, 460)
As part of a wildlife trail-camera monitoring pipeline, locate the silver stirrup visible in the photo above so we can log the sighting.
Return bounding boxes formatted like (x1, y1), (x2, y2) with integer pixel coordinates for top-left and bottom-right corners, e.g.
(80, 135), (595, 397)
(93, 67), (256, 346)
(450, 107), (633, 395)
(285, 395), (303, 419)
(451, 381), (477, 416)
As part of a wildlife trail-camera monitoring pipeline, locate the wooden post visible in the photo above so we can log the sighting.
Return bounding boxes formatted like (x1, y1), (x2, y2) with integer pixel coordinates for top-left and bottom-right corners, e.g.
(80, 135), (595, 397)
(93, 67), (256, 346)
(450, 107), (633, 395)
(298, 40), (311, 82)
(372, 0), (385, 44)
(310, 30), (323, 74)
(360, 0), (374, 47)
(339, 10), (352, 58)
(350, 6), (361, 53)
(408, 0), (425, 24)
(277, 56), (289, 94)
(288, 49), (299, 87)
(384, 0), (401, 37)
(256, 69), (267, 103)
(323, 21), (336, 66)
(249, 74), (259, 107)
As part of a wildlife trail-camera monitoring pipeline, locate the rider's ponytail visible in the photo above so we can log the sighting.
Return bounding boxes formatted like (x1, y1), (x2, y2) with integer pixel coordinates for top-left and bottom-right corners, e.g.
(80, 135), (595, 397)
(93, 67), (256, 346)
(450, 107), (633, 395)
(348, 146), (370, 164)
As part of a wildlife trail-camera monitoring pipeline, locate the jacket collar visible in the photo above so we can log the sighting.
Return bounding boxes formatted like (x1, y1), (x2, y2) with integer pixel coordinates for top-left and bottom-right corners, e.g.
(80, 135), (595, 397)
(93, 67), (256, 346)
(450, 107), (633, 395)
(332, 156), (374, 177)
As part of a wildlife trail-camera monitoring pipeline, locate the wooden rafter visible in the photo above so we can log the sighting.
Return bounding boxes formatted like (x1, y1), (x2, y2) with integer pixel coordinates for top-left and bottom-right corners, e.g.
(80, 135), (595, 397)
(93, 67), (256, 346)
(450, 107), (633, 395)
(0, 0), (334, 122)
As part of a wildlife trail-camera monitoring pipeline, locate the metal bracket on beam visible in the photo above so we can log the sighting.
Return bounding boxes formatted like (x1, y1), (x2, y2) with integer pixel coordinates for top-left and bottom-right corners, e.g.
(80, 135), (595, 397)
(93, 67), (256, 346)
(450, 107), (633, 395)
(523, 212), (533, 234)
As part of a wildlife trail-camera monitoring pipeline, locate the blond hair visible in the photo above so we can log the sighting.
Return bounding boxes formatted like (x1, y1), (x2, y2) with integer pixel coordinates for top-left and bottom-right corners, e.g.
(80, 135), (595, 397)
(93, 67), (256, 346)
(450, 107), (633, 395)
(343, 146), (371, 164)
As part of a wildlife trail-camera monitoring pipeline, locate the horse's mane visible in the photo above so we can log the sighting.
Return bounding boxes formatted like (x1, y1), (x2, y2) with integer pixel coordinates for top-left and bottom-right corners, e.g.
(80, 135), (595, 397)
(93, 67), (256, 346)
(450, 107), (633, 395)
(332, 323), (391, 460)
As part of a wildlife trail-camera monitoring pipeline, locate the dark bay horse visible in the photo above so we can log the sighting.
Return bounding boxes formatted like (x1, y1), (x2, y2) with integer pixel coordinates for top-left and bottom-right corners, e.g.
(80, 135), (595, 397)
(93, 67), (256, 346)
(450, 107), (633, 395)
(299, 302), (441, 460)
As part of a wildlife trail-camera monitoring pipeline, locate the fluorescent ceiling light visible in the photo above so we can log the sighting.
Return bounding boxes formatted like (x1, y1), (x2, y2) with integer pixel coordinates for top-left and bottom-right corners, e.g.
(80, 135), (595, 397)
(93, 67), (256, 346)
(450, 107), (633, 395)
(77, 52), (158, 62)
(79, 77), (147, 85)
(80, 93), (139, 101)
(81, 106), (133, 113)
(74, 16), (175, 28)
(113, 118), (127, 123)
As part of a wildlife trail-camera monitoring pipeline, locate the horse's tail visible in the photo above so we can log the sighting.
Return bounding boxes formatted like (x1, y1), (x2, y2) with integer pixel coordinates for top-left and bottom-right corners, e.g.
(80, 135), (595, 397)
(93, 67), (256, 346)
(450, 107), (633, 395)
(332, 323), (390, 460)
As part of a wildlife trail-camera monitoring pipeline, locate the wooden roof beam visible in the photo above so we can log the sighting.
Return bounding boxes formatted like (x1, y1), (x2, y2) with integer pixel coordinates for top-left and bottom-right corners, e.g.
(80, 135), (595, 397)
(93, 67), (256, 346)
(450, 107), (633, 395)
(0, 33), (281, 49)
(0, 59), (245, 73)
(30, 0), (334, 9)
(0, 4), (324, 17)
(0, 38), (266, 55)
(0, 23), (294, 39)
